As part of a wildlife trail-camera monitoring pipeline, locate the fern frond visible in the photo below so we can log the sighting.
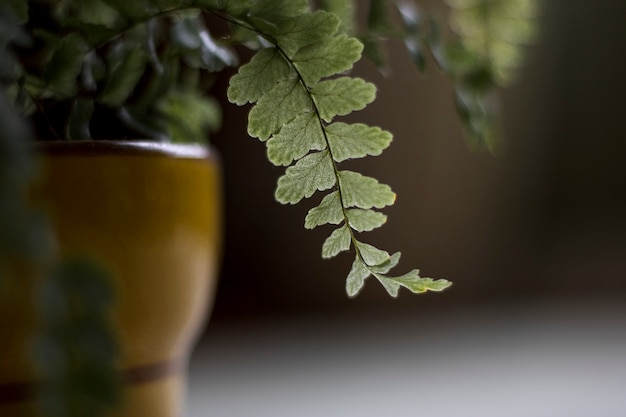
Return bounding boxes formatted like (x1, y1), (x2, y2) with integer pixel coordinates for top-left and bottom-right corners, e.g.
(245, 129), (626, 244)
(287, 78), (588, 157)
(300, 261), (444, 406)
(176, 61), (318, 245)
(224, 7), (451, 297)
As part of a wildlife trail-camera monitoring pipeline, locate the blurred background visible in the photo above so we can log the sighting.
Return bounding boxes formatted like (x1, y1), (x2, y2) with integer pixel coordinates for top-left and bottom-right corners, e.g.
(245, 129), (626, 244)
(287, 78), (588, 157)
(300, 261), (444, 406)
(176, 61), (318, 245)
(189, 1), (626, 416)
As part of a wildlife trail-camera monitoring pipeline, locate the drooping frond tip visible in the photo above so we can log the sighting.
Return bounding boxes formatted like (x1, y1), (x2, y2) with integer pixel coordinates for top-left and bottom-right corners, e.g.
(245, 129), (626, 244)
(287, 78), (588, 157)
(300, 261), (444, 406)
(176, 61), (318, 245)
(225, 6), (451, 297)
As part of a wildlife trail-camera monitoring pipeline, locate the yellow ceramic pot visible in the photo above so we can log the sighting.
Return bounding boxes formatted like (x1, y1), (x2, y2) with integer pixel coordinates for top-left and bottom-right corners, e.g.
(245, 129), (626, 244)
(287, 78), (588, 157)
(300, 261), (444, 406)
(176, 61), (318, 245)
(0, 141), (222, 416)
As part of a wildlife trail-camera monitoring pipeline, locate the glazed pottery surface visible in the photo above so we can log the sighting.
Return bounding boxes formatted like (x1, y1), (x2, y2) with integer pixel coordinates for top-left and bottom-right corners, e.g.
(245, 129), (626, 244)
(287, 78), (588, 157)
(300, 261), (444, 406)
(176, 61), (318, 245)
(0, 141), (222, 416)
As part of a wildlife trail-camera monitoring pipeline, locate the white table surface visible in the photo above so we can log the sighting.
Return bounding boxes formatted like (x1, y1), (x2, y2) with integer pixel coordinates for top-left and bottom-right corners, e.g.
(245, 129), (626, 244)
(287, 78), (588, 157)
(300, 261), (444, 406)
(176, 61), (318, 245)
(187, 297), (626, 417)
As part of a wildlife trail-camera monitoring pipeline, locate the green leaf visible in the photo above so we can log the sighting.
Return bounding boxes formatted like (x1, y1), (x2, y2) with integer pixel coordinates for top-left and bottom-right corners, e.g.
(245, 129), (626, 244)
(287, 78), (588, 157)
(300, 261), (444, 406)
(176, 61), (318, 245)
(131, 56), (178, 110)
(228, 48), (292, 105)
(99, 43), (147, 106)
(380, 269), (453, 295)
(399, 274), (453, 293)
(249, 0), (309, 24)
(361, 36), (387, 71)
(322, 225), (351, 258)
(304, 191), (343, 229)
(117, 106), (169, 141)
(326, 122), (392, 162)
(36, 256), (121, 416)
(248, 77), (311, 140)
(292, 34), (363, 84)
(211, 0), (251, 17)
(318, 0), (356, 34)
(376, 275), (401, 297)
(346, 256), (370, 298)
(100, 0), (156, 18)
(275, 151), (336, 204)
(266, 112), (325, 166)
(42, 33), (87, 96)
(346, 209), (386, 232)
(355, 240), (389, 266)
(369, 251), (401, 274)
(193, 0), (221, 8)
(73, 23), (122, 48)
(338, 171), (395, 209)
(274, 11), (340, 56)
(311, 77), (376, 122)
(66, 97), (94, 140)
(161, 91), (221, 143)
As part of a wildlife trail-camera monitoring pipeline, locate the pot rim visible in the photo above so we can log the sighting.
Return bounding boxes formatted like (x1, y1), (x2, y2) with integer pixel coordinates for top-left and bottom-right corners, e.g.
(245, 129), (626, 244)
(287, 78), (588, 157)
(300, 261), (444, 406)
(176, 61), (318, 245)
(35, 140), (215, 160)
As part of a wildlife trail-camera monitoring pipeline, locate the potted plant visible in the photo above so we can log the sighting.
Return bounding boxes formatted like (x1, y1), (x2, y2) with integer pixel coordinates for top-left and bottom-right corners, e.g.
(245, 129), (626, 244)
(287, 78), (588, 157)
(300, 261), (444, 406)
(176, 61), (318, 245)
(0, 0), (537, 416)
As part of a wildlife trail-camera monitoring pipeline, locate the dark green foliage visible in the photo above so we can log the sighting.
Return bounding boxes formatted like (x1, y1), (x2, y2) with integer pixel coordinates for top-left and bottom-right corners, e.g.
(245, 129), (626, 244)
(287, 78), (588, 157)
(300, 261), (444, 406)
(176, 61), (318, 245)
(10, 0), (231, 142)
(35, 257), (120, 417)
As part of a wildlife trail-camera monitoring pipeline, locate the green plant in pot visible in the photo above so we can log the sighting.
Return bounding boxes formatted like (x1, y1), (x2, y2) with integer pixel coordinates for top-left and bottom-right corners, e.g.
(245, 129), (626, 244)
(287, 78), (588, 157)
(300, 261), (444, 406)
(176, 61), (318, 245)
(0, 0), (537, 416)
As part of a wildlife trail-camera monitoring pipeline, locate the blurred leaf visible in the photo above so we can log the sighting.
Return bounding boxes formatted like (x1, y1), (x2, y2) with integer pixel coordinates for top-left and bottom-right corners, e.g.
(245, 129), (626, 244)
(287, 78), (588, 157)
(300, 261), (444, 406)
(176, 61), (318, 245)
(99, 42), (147, 106)
(3, 0), (28, 24)
(43, 33), (87, 96)
(132, 57), (179, 110)
(35, 256), (121, 417)
(145, 18), (163, 73)
(0, 0), (30, 82)
(161, 90), (221, 143)
(367, 0), (391, 33)
(404, 38), (427, 72)
(80, 51), (106, 92)
(446, 0), (539, 84)
(209, 0), (251, 18)
(99, 0), (157, 19)
(72, 0), (119, 26)
(117, 106), (169, 141)
(61, 19), (124, 47)
(361, 36), (387, 71)
(171, 17), (238, 71)
(396, 2), (431, 73)
(396, 0), (420, 33)
(318, 0), (355, 34)
(66, 97), (94, 140)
